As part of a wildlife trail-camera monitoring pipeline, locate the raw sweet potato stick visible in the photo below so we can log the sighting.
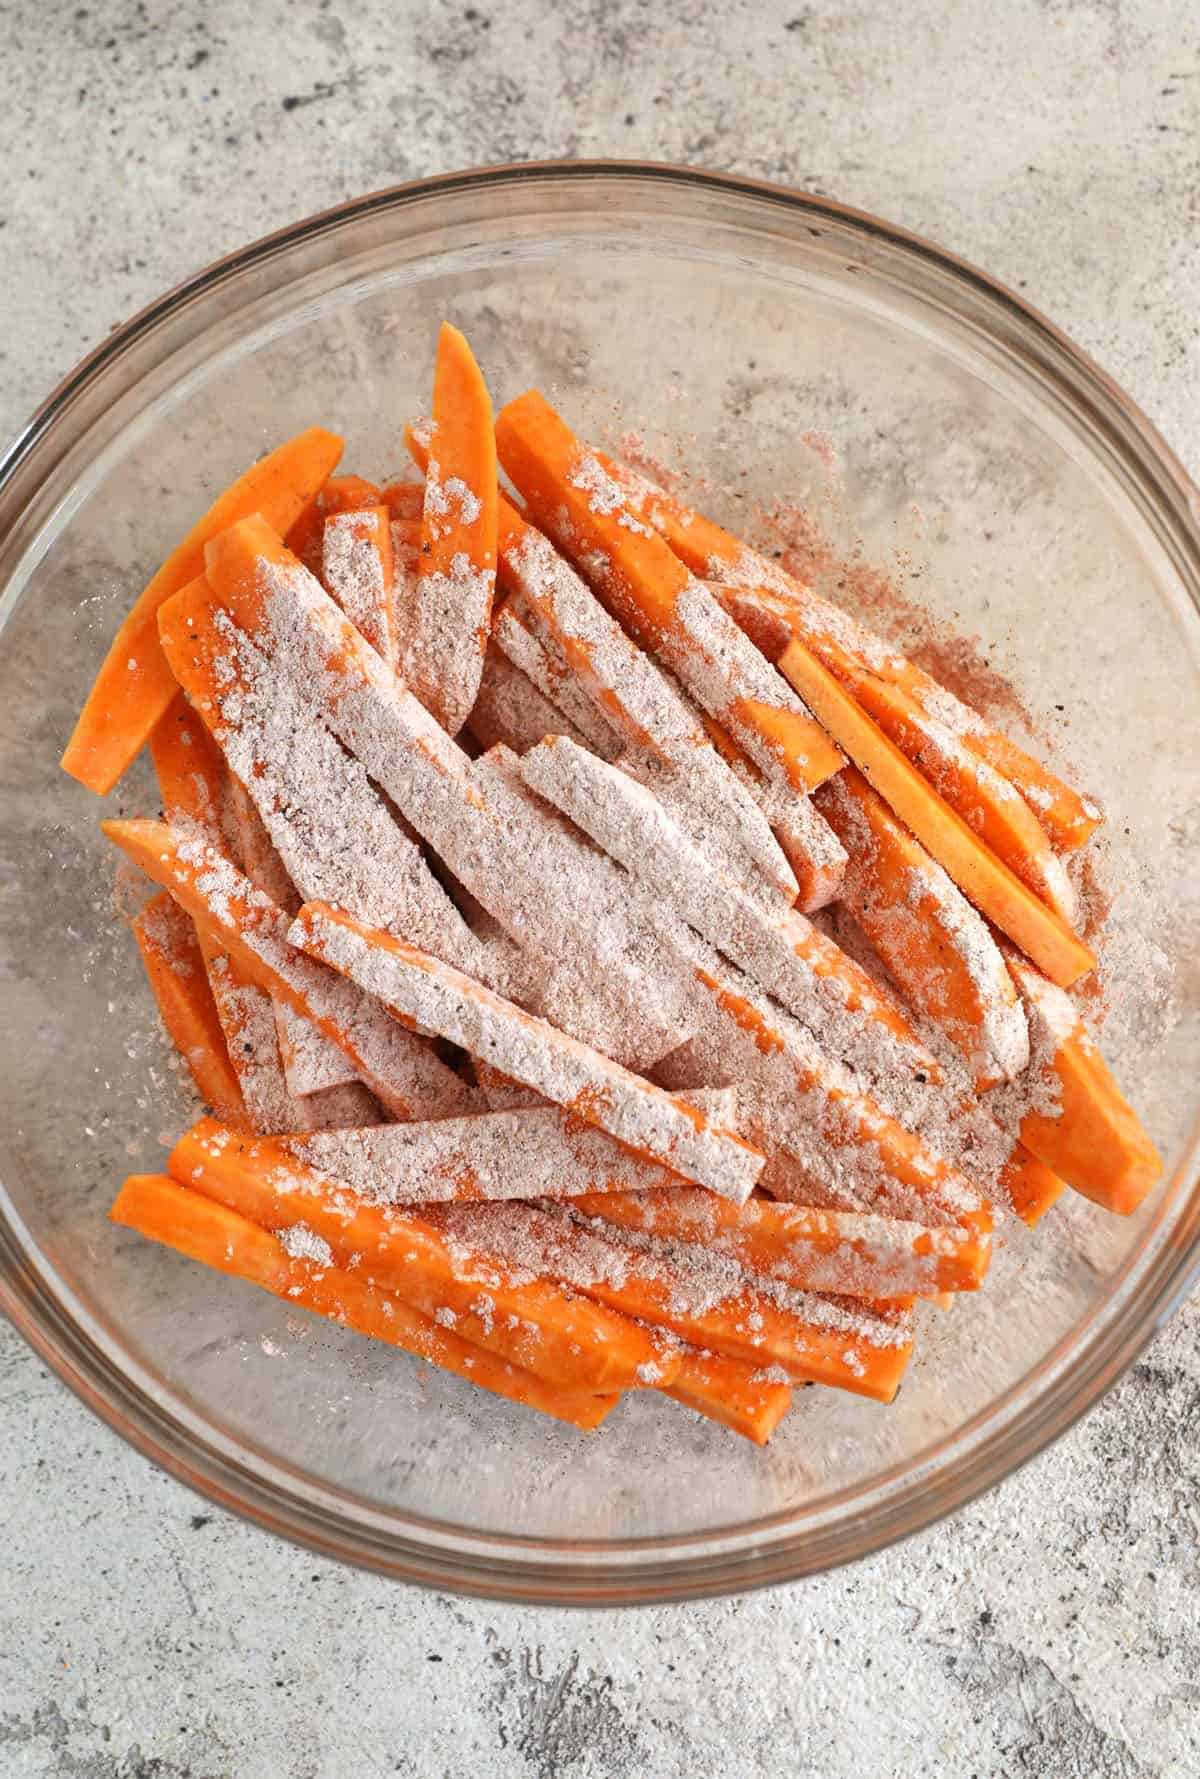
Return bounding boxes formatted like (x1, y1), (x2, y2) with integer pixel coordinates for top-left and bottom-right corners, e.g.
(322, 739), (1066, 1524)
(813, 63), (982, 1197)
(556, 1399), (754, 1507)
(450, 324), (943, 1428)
(321, 504), (395, 661)
(318, 475), (384, 515)
(289, 900), (766, 1204)
(817, 767), (1030, 1088)
(486, 444), (847, 910)
(62, 426), (342, 795)
(494, 390), (845, 797)
(1003, 954), (1162, 1214)
(466, 744), (692, 1070)
(149, 691), (323, 1133)
(606, 456), (1102, 854)
(223, 777), (360, 1100)
(695, 747), (848, 913)
(573, 1187), (991, 1300)
(111, 1174), (617, 1429)
(1000, 1145), (1067, 1228)
(160, 1130), (788, 1438)
(842, 670), (1077, 924)
(668, 938), (995, 1236)
(400, 325), (498, 732)
(285, 473), (383, 578)
(281, 1088), (736, 1207)
(665, 1350), (793, 1444)
(167, 1120), (675, 1392)
(780, 637), (1096, 988)
(715, 573), (1079, 917)
(131, 893), (248, 1128)
(481, 492), (802, 907)
(466, 644), (594, 755)
(717, 587), (1079, 923)
(492, 601), (621, 759)
(407, 426), (806, 909)
(101, 820), (478, 1122)
(381, 480), (425, 520)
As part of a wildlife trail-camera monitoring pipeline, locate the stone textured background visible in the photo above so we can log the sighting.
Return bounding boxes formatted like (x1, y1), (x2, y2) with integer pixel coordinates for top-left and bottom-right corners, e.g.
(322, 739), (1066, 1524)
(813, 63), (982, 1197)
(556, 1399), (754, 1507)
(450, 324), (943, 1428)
(1, 2), (1197, 1774)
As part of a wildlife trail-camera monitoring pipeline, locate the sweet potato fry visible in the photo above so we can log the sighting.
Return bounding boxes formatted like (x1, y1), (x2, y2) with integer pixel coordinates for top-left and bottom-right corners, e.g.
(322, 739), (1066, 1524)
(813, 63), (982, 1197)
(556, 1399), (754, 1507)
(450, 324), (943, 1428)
(132, 893), (248, 1127)
(321, 504), (395, 660)
(283, 1087), (735, 1206)
(1005, 955), (1162, 1215)
(466, 645), (593, 755)
(151, 693), (316, 1132)
(400, 326), (498, 732)
(492, 601), (620, 758)
(167, 1120), (675, 1393)
(573, 1188), (991, 1300)
(518, 735), (937, 1089)
(847, 671), (1077, 924)
(159, 566), (481, 970)
(817, 766), (1030, 1088)
(487, 497), (799, 906)
(783, 640), (1095, 988)
(428, 1200), (914, 1402)
(110, 1174), (617, 1428)
(61, 427), (342, 795)
(666, 1350), (792, 1444)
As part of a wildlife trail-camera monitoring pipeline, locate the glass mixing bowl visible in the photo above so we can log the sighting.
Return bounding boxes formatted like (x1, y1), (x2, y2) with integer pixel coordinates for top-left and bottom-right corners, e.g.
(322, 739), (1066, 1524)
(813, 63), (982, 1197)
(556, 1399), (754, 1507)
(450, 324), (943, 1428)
(1, 163), (1197, 1603)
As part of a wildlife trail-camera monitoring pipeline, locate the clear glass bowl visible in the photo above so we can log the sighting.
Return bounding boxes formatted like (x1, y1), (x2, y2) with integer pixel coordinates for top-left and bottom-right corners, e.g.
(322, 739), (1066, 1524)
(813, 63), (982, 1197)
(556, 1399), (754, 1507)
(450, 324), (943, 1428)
(1, 163), (1197, 1604)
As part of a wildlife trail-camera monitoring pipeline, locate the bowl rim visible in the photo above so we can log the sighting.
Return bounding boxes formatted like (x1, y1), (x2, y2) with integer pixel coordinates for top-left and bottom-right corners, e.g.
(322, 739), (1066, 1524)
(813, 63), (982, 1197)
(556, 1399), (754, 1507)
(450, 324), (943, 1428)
(2, 158), (1198, 1605)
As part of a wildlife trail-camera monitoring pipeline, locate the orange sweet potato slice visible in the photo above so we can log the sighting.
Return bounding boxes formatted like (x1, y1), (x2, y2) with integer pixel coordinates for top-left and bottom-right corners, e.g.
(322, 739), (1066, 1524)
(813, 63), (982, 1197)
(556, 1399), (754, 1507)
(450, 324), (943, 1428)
(817, 766), (1030, 1088)
(290, 899), (765, 1205)
(666, 1349), (792, 1444)
(61, 426), (342, 795)
(573, 1188), (992, 1299)
(101, 819), (477, 1123)
(168, 1119), (676, 1394)
(1005, 955), (1163, 1215)
(319, 474), (383, 515)
(430, 1200), (914, 1403)
(131, 893), (248, 1128)
(110, 1174), (616, 1429)
(783, 640), (1096, 989)
(847, 671), (1077, 924)
(1000, 1143), (1067, 1228)
(380, 479), (425, 520)
(402, 325), (499, 732)
(321, 504), (395, 660)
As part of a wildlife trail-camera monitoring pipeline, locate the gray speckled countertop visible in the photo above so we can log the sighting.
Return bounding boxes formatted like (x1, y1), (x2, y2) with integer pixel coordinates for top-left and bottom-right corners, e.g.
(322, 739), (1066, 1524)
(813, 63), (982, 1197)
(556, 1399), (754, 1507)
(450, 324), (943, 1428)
(2, 3), (1198, 1775)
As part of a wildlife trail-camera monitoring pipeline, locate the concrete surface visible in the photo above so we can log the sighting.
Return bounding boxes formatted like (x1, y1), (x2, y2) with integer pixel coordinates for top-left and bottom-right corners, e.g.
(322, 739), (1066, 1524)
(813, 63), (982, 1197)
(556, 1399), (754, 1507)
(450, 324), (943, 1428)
(1, 1), (1198, 1774)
